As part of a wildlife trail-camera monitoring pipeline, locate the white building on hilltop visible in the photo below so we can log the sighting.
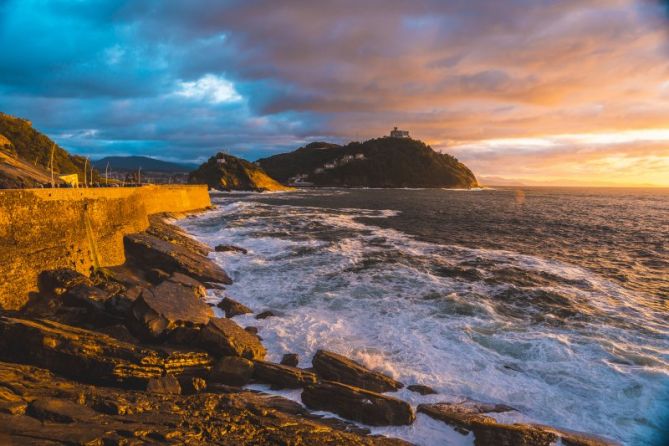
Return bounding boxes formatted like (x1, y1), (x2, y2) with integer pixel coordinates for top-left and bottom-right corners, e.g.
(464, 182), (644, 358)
(390, 127), (410, 138)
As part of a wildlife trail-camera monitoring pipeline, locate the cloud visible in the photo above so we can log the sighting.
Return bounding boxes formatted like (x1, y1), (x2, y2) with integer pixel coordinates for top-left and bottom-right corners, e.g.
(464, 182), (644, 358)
(0, 0), (667, 185)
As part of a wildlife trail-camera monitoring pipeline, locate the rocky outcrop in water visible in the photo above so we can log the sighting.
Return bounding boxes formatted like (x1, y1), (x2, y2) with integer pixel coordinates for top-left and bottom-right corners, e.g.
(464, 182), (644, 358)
(189, 152), (292, 192)
(312, 349), (404, 393)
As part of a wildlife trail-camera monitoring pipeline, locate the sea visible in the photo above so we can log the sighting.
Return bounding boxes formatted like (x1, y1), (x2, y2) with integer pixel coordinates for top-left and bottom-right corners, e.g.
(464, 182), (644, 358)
(178, 187), (669, 446)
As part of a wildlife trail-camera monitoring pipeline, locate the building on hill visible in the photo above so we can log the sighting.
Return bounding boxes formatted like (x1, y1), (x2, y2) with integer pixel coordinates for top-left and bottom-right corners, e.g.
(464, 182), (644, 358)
(390, 127), (410, 138)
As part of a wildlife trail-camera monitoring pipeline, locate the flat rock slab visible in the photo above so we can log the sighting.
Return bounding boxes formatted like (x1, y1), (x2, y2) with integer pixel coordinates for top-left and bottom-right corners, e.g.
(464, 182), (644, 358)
(301, 381), (415, 426)
(312, 350), (403, 393)
(27, 398), (99, 423)
(0, 317), (211, 387)
(38, 268), (92, 297)
(129, 280), (213, 340)
(198, 317), (267, 360)
(125, 232), (231, 284)
(417, 402), (617, 446)
(253, 360), (318, 389)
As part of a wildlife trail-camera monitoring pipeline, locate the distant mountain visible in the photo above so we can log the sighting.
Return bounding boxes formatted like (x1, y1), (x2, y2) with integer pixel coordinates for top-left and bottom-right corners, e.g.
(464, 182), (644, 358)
(0, 112), (94, 188)
(258, 137), (478, 188)
(189, 152), (292, 192)
(92, 156), (197, 173)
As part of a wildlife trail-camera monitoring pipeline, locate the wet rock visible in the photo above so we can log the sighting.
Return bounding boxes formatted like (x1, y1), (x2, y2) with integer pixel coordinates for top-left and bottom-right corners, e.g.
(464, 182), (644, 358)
(146, 375), (181, 395)
(215, 244), (248, 254)
(197, 317), (266, 360)
(38, 268), (92, 297)
(301, 381), (415, 426)
(281, 353), (299, 367)
(255, 310), (275, 319)
(0, 316), (210, 387)
(253, 360), (318, 389)
(218, 296), (253, 317)
(244, 326), (259, 335)
(27, 398), (98, 423)
(209, 356), (254, 386)
(407, 384), (437, 395)
(312, 350), (403, 393)
(147, 214), (212, 257)
(146, 268), (170, 284)
(417, 402), (616, 446)
(128, 281), (212, 340)
(124, 232), (232, 284)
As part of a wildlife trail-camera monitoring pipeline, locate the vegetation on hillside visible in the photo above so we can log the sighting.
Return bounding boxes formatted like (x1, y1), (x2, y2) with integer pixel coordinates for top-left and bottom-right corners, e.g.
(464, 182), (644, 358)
(258, 137), (478, 188)
(0, 112), (95, 181)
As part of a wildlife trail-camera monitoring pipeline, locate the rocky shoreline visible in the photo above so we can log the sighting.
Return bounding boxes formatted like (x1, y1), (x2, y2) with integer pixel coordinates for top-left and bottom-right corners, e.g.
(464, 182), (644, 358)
(0, 208), (617, 445)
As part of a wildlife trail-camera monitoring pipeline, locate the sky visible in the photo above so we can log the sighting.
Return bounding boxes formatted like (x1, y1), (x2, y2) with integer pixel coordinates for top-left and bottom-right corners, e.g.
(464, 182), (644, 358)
(0, 0), (668, 186)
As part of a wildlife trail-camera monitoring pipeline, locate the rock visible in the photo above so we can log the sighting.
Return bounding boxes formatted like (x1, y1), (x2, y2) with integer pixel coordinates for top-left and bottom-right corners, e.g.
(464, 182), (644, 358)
(301, 381), (415, 426)
(255, 310), (275, 319)
(38, 268), (92, 296)
(124, 232), (232, 284)
(407, 384), (437, 395)
(215, 244), (249, 254)
(27, 398), (98, 423)
(217, 297), (253, 318)
(0, 316), (211, 387)
(280, 353), (299, 367)
(61, 284), (111, 312)
(244, 326), (259, 335)
(209, 356), (254, 386)
(0, 360), (410, 445)
(169, 272), (207, 299)
(253, 361), (318, 389)
(146, 268), (170, 284)
(128, 281), (213, 340)
(417, 402), (616, 446)
(197, 317), (266, 360)
(147, 214), (212, 257)
(146, 375), (181, 395)
(312, 350), (403, 393)
(179, 376), (207, 395)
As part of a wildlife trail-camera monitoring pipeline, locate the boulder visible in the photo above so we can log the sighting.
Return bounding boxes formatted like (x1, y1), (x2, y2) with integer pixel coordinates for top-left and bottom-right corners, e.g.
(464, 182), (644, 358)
(217, 297), (253, 318)
(61, 284), (111, 312)
(301, 381), (414, 426)
(0, 316), (209, 387)
(215, 244), (248, 254)
(124, 232), (231, 284)
(209, 356), (254, 386)
(179, 376), (207, 395)
(312, 350), (403, 393)
(407, 384), (437, 395)
(146, 375), (182, 395)
(244, 326), (259, 335)
(253, 361), (318, 389)
(197, 317), (266, 360)
(38, 268), (92, 297)
(128, 281), (213, 340)
(255, 310), (275, 319)
(146, 268), (170, 284)
(147, 214), (212, 257)
(417, 402), (616, 446)
(280, 353), (299, 367)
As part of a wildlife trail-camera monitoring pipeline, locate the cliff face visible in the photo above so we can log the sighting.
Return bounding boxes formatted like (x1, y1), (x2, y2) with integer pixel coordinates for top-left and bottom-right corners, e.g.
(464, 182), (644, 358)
(0, 112), (96, 188)
(189, 153), (292, 192)
(258, 138), (479, 188)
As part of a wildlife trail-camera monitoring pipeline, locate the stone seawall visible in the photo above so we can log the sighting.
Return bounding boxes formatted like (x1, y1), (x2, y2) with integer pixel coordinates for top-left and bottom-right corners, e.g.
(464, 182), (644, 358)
(0, 185), (211, 310)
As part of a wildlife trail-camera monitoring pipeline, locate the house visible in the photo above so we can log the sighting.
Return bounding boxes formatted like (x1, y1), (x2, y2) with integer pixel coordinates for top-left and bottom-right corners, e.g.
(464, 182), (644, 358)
(390, 127), (410, 138)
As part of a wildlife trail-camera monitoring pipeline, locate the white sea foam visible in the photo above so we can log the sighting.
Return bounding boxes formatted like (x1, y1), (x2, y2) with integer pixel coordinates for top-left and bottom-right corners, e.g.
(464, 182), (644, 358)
(179, 195), (669, 446)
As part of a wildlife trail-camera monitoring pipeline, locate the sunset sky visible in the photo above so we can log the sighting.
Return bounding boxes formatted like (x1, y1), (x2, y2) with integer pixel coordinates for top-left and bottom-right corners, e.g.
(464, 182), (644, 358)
(1, 0), (668, 186)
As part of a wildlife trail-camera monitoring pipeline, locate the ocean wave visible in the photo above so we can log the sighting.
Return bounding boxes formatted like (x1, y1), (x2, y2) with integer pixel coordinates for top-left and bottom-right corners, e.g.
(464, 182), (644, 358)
(178, 193), (669, 446)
